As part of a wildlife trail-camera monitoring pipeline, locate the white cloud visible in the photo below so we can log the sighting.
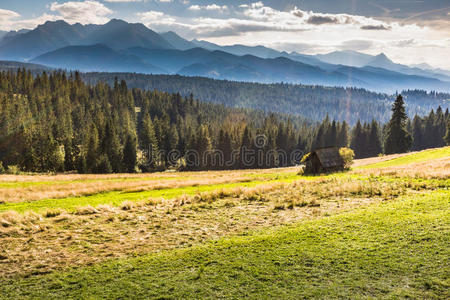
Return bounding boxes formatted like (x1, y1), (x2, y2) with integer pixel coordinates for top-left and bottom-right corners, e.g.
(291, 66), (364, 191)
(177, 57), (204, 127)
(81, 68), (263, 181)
(0, 9), (61, 31)
(136, 2), (449, 69)
(104, 0), (142, 2)
(0, 1), (114, 30)
(188, 4), (228, 13)
(50, 1), (113, 24)
(138, 10), (176, 24)
(0, 8), (20, 21)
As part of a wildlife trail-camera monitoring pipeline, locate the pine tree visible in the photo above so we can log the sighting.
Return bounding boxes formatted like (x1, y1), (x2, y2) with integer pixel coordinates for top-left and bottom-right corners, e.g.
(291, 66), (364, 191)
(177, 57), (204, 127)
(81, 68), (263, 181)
(444, 121), (450, 146)
(123, 134), (137, 173)
(367, 120), (382, 157)
(384, 95), (412, 154)
(86, 125), (100, 173)
(350, 120), (365, 158)
(103, 121), (123, 172)
(239, 126), (252, 169)
(412, 115), (424, 150)
(139, 114), (158, 170)
(435, 106), (446, 147)
(338, 121), (349, 148)
(329, 120), (338, 147)
(217, 130), (233, 169)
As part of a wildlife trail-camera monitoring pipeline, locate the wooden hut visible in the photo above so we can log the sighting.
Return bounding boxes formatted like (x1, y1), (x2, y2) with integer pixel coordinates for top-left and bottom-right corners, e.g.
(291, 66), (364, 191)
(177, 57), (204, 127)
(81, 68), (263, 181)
(302, 147), (344, 174)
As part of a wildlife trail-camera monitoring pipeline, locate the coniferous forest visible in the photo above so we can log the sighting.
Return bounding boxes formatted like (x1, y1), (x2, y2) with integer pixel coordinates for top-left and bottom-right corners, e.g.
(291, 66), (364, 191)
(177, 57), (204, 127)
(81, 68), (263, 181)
(0, 69), (449, 173)
(82, 72), (449, 124)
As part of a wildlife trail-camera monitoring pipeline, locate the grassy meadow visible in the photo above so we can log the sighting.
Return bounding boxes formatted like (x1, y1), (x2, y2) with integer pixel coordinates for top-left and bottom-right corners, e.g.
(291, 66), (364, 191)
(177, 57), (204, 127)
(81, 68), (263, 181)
(0, 147), (449, 298)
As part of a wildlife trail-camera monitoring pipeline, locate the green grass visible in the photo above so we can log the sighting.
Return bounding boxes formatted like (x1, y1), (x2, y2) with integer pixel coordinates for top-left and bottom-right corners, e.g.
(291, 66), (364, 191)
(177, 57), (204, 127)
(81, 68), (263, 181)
(357, 147), (450, 169)
(0, 174), (306, 213)
(1, 190), (448, 299)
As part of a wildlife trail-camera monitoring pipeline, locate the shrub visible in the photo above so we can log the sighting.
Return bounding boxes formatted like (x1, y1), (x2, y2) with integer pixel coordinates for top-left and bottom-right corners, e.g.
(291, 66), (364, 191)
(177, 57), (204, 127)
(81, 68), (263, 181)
(6, 165), (21, 175)
(0, 162), (5, 174)
(339, 147), (355, 170)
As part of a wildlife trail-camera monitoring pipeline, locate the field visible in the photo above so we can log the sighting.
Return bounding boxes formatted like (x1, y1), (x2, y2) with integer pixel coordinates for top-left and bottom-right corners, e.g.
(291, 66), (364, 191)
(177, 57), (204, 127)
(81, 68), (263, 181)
(0, 147), (449, 298)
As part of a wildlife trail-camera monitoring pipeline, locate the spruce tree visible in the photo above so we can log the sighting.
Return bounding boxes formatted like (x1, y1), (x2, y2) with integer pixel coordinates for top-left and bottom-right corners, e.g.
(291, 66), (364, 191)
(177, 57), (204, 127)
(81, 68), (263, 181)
(412, 115), (424, 150)
(367, 120), (382, 157)
(139, 114), (158, 170)
(445, 121), (450, 146)
(350, 120), (364, 158)
(123, 134), (137, 173)
(384, 95), (412, 154)
(338, 121), (349, 148)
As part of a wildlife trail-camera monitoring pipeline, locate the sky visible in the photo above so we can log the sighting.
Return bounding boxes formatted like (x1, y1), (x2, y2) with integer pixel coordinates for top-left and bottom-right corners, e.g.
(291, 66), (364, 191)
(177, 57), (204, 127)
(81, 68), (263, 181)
(0, 0), (449, 69)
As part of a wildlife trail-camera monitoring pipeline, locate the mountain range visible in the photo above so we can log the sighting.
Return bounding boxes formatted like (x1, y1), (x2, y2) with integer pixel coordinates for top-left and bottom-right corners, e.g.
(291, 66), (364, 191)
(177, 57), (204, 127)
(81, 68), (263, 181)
(1, 19), (449, 93)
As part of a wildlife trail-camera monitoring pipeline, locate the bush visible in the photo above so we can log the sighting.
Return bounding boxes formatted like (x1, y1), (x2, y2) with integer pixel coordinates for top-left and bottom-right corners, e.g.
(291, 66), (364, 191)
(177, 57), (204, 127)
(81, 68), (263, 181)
(339, 147), (355, 170)
(6, 165), (21, 175)
(0, 162), (5, 174)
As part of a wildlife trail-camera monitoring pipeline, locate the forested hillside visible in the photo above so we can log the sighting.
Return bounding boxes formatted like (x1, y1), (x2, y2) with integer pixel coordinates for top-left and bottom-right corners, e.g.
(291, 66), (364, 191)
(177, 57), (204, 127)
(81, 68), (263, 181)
(0, 62), (447, 125)
(82, 72), (449, 124)
(0, 69), (448, 173)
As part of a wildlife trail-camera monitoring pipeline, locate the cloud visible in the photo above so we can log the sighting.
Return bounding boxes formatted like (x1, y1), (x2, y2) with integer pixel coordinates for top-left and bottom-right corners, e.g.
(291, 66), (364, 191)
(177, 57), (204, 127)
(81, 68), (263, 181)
(50, 1), (113, 24)
(139, 2), (397, 39)
(138, 10), (176, 24)
(0, 8), (20, 21)
(103, 0), (142, 2)
(0, 9), (60, 31)
(188, 4), (228, 12)
(361, 24), (391, 30)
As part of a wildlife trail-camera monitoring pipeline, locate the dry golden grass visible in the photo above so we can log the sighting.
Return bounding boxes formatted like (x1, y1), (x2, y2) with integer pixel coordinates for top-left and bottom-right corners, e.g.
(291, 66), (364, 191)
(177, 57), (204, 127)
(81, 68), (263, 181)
(353, 156), (450, 179)
(351, 152), (413, 168)
(0, 175), (437, 279)
(0, 167), (295, 204)
(0, 167), (294, 183)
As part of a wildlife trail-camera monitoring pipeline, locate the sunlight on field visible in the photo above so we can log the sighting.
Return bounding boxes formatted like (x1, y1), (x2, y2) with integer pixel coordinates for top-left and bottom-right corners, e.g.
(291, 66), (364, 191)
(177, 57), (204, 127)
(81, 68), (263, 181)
(0, 147), (448, 298)
(355, 147), (450, 169)
(1, 189), (448, 298)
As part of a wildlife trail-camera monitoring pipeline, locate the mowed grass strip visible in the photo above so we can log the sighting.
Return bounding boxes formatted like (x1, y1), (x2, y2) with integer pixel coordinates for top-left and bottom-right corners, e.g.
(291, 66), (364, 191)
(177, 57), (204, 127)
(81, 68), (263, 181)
(0, 176), (189, 189)
(1, 190), (448, 299)
(357, 146), (450, 170)
(0, 174), (305, 213)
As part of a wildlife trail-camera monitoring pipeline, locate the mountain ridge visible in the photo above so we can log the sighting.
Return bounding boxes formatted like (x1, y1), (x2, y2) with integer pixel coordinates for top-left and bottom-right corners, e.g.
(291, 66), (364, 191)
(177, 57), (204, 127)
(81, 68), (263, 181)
(0, 19), (449, 93)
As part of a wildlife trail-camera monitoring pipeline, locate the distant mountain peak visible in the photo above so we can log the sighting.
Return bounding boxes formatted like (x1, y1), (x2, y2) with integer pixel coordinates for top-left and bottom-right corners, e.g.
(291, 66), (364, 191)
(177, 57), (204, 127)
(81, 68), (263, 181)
(375, 53), (389, 59)
(38, 20), (70, 28)
(369, 53), (394, 65)
(106, 18), (128, 25)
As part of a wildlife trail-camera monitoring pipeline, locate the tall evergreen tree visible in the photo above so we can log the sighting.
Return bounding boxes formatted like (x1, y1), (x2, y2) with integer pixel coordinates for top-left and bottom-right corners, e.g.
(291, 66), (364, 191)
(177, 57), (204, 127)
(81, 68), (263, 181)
(123, 134), (137, 173)
(445, 121), (450, 146)
(412, 115), (424, 150)
(338, 121), (349, 148)
(384, 95), (412, 154)
(139, 114), (158, 169)
(350, 120), (365, 158)
(367, 120), (382, 157)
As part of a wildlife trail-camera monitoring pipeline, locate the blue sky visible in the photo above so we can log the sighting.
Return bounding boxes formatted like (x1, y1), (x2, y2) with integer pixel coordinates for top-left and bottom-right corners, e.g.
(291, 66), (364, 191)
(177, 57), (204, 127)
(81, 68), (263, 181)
(0, 1), (449, 68)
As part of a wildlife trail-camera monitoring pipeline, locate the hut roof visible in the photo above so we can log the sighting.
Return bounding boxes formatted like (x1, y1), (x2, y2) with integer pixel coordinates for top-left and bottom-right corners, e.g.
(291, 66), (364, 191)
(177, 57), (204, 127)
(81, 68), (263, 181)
(314, 147), (344, 168)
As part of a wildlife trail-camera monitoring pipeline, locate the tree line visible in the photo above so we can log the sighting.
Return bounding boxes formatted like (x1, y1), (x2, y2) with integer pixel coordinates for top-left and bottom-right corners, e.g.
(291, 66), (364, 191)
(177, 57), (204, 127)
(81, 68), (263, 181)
(0, 69), (448, 173)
